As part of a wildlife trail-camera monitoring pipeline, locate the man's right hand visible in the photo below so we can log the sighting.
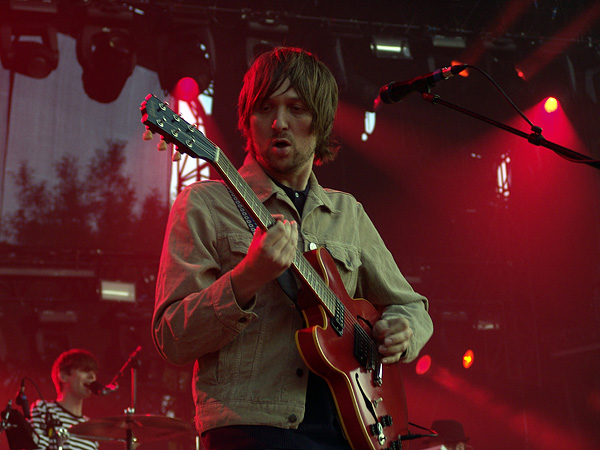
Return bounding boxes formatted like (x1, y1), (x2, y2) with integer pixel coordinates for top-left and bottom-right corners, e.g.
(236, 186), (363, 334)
(231, 214), (298, 308)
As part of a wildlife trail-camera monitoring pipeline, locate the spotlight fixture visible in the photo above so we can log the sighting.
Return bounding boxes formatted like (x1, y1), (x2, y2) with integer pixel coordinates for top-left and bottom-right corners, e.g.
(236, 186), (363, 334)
(0, 16), (59, 79)
(371, 36), (412, 59)
(246, 36), (280, 67)
(158, 29), (215, 99)
(76, 25), (137, 103)
(432, 34), (467, 49)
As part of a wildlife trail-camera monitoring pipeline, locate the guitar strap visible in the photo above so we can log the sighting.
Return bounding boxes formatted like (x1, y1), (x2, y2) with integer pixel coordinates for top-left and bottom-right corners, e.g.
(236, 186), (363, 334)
(226, 187), (300, 307)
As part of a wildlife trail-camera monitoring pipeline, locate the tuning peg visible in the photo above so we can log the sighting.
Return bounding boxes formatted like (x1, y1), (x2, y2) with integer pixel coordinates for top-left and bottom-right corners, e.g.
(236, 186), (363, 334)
(157, 138), (168, 151)
(142, 128), (153, 141)
(172, 151), (182, 161)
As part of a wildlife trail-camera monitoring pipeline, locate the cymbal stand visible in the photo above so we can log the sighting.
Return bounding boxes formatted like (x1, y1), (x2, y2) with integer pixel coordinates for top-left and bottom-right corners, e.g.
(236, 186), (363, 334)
(111, 346), (142, 450)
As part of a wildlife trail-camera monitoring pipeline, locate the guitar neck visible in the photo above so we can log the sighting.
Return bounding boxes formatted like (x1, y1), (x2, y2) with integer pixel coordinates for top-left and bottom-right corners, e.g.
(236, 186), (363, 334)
(211, 149), (276, 230)
(210, 148), (338, 317)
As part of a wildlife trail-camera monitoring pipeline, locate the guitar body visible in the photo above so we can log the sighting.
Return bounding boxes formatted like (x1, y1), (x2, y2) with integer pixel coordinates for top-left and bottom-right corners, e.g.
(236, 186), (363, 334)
(296, 248), (409, 450)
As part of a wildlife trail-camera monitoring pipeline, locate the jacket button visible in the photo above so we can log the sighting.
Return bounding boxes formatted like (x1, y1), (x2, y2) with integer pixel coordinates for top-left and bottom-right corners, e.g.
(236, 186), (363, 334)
(296, 368), (304, 377)
(288, 414), (298, 423)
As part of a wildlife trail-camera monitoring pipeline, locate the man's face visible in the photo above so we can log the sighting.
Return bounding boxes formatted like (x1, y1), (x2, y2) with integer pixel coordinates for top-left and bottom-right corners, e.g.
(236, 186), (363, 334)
(60, 367), (97, 399)
(249, 78), (316, 186)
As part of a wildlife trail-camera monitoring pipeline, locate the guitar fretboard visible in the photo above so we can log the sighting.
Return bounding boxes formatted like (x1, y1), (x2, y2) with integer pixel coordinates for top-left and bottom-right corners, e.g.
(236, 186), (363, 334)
(210, 147), (341, 320)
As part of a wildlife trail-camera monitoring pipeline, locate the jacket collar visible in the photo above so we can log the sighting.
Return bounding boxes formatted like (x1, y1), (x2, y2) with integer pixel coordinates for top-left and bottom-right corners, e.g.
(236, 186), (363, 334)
(238, 153), (336, 214)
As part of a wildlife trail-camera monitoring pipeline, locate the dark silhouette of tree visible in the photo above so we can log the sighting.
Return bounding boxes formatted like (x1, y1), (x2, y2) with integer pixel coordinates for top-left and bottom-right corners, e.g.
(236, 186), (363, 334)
(135, 188), (170, 256)
(5, 140), (169, 254)
(52, 154), (95, 248)
(7, 162), (53, 246)
(86, 141), (139, 252)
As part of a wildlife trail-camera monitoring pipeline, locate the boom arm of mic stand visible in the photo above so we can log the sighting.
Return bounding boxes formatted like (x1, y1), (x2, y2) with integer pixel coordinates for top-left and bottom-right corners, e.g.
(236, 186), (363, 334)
(108, 346), (142, 387)
(421, 92), (600, 170)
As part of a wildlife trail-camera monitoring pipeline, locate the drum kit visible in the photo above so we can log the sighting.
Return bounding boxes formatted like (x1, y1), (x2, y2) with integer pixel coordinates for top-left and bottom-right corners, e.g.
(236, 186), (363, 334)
(73, 346), (195, 449)
(2, 407), (194, 450)
(70, 346), (195, 449)
(69, 412), (194, 450)
(2, 346), (196, 450)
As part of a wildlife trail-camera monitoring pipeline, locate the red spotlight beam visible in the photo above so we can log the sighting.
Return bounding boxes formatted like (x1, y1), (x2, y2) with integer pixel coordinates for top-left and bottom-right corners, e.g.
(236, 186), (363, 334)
(516, 2), (600, 82)
(419, 91), (600, 170)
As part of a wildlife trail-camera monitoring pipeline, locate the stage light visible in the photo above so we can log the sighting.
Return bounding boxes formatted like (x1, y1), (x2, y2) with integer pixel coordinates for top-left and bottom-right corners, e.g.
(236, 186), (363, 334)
(99, 280), (136, 302)
(432, 34), (467, 49)
(76, 25), (136, 103)
(371, 36), (412, 59)
(0, 23), (59, 79)
(462, 349), (474, 369)
(415, 354), (432, 375)
(451, 60), (469, 77)
(159, 29), (215, 99)
(544, 96), (559, 113)
(172, 76), (201, 102)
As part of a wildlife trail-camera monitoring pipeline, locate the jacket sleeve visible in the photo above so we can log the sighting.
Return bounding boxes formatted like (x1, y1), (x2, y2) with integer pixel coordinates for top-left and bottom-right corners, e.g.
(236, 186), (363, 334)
(354, 203), (434, 363)
(152, 184), (257, 366)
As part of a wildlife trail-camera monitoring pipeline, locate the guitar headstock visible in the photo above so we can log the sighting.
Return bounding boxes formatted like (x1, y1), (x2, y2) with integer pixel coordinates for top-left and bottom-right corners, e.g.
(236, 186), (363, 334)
(140, 94), (220, 163)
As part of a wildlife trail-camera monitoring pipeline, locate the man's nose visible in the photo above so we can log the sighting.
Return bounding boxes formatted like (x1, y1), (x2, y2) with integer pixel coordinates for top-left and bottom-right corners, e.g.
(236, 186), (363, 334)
(272, 108), (289, 130)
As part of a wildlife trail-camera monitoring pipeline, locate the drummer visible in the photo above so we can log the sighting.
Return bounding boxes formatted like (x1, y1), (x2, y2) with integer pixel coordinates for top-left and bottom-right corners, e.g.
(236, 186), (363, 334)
(29, 349), (100, 450)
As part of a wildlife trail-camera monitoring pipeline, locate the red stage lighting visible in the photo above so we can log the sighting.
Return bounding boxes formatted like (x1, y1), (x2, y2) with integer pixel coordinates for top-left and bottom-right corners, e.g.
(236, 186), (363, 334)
(544, 96), (559, 113)
(451, 60), (469, 77)
(172, 77), (201, 102)
(159, 29), (215, 99)
(462, 349), (474, 369)
(415, 354), (432, 375)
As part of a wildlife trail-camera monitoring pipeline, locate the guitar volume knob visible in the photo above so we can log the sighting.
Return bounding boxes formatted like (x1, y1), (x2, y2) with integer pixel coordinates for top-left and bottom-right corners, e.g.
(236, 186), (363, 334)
(370, 422), (384, 438)
(381, 414), (393, 428)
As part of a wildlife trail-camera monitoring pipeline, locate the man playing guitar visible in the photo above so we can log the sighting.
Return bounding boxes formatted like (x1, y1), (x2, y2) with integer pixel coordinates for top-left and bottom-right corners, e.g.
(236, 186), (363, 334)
(151, 46), (433, 450)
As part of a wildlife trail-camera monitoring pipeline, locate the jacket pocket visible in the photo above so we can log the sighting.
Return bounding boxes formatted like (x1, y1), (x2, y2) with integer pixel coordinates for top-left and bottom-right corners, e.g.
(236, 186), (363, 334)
(321, 241), (361, 296)
(218, 233), (251, 273)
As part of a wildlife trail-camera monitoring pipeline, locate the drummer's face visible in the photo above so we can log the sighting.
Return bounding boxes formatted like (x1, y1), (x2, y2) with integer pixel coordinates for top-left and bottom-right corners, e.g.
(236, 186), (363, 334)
(63, 367), (97, 398)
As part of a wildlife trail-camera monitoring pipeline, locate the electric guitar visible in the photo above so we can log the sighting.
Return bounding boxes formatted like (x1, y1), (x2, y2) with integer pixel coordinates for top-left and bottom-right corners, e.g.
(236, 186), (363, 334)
(141, 94), (411, 450)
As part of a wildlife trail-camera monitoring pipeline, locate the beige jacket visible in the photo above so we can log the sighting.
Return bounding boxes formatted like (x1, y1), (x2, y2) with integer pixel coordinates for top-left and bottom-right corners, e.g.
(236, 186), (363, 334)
(152, 153), (433, 434)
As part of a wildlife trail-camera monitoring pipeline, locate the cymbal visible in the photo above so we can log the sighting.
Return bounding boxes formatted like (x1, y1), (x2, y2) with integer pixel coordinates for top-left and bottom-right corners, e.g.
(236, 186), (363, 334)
(69, 414), (193, 443)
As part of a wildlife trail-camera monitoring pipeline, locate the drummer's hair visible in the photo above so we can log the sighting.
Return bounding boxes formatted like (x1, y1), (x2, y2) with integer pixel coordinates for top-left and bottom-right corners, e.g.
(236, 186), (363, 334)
(51, 348), (99, 393)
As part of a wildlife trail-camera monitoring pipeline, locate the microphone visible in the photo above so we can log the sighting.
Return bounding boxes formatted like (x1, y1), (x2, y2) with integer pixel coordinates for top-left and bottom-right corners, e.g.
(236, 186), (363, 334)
(85, 381), (119, 396)
(376, 64), (468, 105)
(15, 378), (30, 419)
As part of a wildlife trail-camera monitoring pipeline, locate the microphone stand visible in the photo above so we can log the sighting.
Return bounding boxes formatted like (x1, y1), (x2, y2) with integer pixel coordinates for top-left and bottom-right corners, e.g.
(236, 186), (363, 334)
(0, 401), (12, 434)
(106, 346), (142, 450)
(420, 92), (600, 170)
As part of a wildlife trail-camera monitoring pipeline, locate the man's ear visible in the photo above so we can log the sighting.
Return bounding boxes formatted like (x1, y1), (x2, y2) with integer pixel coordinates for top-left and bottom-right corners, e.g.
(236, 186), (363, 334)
(456, 442), (466, 450)
(59, 370), (69, 383)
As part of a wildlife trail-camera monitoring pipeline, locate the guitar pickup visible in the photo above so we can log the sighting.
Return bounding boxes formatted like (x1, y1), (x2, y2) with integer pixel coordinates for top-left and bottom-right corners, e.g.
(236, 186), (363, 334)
(353, 323), (377, 370)
(331, 298), (345, 336)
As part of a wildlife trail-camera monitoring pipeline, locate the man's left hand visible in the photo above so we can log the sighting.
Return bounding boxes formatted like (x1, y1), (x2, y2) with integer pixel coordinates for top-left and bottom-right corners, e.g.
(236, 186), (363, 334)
(372, 317), (413, 364)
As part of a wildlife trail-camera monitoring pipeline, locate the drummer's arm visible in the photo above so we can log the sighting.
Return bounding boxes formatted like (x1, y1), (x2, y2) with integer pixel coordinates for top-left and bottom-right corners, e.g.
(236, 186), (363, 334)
(29, 401), (50, 450)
